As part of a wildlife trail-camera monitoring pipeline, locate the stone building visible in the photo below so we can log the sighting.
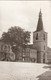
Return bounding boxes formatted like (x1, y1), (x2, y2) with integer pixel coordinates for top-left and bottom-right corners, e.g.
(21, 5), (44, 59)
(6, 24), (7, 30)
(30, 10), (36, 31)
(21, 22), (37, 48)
(0, 40), (15, 61)
(18, 10), (51, 63)
(18, 45), (37, 62)
(18, 10), (47, 63)
(0, 10), (51, 63)
(46, 47), (51, 63)
(33, 10), (47, 63)
(22, 45), (37, 62)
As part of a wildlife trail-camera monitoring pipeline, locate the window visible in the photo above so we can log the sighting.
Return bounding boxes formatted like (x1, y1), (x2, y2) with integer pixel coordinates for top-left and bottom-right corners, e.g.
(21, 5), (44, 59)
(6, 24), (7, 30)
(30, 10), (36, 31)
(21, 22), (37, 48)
(8, 46), (10, 51)
(43, 53), (45, 63)
(43, 53), (45, 59)
(27, 48), (29, 53)
(36, 33), (38, 40)
(44, 46), (45, 50)
(43, 34), (45, 40)
(4, 45), (7, 51)
(23, 49), (25, 57)
(4, 45), (7, 49)
(1, 45), (3, 51)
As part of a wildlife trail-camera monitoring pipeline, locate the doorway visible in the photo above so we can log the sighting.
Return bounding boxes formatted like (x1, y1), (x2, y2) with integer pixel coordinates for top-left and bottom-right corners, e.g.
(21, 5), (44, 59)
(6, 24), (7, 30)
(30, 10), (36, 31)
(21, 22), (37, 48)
(23, 58), (25, 62)
(43, 59), (45, 63)
(43, 53), (45, 63)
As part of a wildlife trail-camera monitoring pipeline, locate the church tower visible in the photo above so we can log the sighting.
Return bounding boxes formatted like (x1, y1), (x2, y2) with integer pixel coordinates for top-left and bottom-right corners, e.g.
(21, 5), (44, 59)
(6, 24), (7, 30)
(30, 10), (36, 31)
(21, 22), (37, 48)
(33, 10), (47, 63)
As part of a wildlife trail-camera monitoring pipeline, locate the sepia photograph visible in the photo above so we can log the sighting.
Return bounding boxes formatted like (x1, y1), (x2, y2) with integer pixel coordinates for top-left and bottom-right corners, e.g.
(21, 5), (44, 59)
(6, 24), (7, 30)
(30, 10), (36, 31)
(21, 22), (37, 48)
(0, 0), (51, 80)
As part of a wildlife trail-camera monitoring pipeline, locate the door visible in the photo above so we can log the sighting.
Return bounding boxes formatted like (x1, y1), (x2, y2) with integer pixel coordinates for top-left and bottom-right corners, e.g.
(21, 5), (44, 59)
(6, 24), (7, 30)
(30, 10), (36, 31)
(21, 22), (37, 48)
(43, 53), (45, 63)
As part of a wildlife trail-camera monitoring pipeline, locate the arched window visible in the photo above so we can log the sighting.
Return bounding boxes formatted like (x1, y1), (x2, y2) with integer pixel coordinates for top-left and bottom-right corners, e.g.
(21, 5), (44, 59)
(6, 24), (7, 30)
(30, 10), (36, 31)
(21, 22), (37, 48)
(43, 34), (45, 40)
(36, 33), (38, 40)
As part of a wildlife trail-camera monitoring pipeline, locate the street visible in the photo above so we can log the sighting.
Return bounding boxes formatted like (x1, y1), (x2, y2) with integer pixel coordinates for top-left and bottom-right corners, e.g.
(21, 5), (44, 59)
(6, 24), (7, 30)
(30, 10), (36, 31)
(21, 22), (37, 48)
(0, 62), (51, 80)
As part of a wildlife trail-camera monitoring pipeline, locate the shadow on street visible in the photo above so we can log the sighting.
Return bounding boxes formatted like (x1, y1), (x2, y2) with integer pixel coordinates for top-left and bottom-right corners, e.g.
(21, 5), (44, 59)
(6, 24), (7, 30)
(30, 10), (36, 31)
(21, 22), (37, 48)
(37, 64), (51, 80)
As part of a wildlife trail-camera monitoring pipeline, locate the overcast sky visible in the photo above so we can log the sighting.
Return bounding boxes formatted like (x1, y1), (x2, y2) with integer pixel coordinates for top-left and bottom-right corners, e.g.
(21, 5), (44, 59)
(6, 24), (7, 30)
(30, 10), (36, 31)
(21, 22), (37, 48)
(0, 1), (51, 47)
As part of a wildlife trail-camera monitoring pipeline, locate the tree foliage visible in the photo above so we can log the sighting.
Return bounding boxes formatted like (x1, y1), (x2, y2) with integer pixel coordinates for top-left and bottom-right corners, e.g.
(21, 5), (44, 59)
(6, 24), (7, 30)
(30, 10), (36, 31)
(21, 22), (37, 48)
(2, 26), (30, 46)
(1, 26), (30, 60)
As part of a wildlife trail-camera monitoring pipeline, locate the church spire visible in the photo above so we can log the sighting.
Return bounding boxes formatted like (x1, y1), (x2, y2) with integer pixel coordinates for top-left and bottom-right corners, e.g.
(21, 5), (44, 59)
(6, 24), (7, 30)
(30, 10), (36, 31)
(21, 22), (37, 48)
(36, 9), (44, 31)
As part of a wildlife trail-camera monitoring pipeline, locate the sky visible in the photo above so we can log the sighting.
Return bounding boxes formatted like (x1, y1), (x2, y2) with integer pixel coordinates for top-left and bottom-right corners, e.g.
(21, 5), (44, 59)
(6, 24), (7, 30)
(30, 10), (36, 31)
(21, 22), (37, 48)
(0, 1), (51, 47)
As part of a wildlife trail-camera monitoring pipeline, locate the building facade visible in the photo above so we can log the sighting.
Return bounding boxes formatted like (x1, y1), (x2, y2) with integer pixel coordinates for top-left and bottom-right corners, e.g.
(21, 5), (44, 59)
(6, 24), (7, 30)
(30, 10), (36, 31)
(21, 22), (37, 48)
(0, 40), (15, 61)
(18, 46), (37, 62)
(46, 47), (51, 63)
(33, 10), (47, 63)
(18, 10), (51, 63)
(0, 10), (51, 63)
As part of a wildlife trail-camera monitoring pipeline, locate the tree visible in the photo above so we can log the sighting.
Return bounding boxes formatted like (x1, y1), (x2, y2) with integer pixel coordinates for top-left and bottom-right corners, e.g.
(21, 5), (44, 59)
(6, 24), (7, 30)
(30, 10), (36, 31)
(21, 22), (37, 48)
(1, 26), (30, 61)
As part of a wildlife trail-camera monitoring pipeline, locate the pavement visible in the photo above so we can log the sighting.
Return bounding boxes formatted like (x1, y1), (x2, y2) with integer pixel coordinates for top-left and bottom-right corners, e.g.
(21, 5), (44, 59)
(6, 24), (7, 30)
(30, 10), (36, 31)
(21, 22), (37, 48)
(0, 62), (51, 80)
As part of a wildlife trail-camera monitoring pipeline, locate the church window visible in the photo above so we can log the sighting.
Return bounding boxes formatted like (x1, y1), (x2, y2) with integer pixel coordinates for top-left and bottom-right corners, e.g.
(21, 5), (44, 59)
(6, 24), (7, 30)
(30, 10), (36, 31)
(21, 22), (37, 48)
(43, 34), (45, 40)
(36, 33), (38, 40)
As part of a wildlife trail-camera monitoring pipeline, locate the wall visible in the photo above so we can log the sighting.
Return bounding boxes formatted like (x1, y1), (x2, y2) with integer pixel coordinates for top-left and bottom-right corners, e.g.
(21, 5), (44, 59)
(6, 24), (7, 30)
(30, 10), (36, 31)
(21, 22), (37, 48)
(33, 31), (47, 63)
(0, 42), (15, 61)
(30, 49), (37, 62)
(46, 51), (51, 63)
